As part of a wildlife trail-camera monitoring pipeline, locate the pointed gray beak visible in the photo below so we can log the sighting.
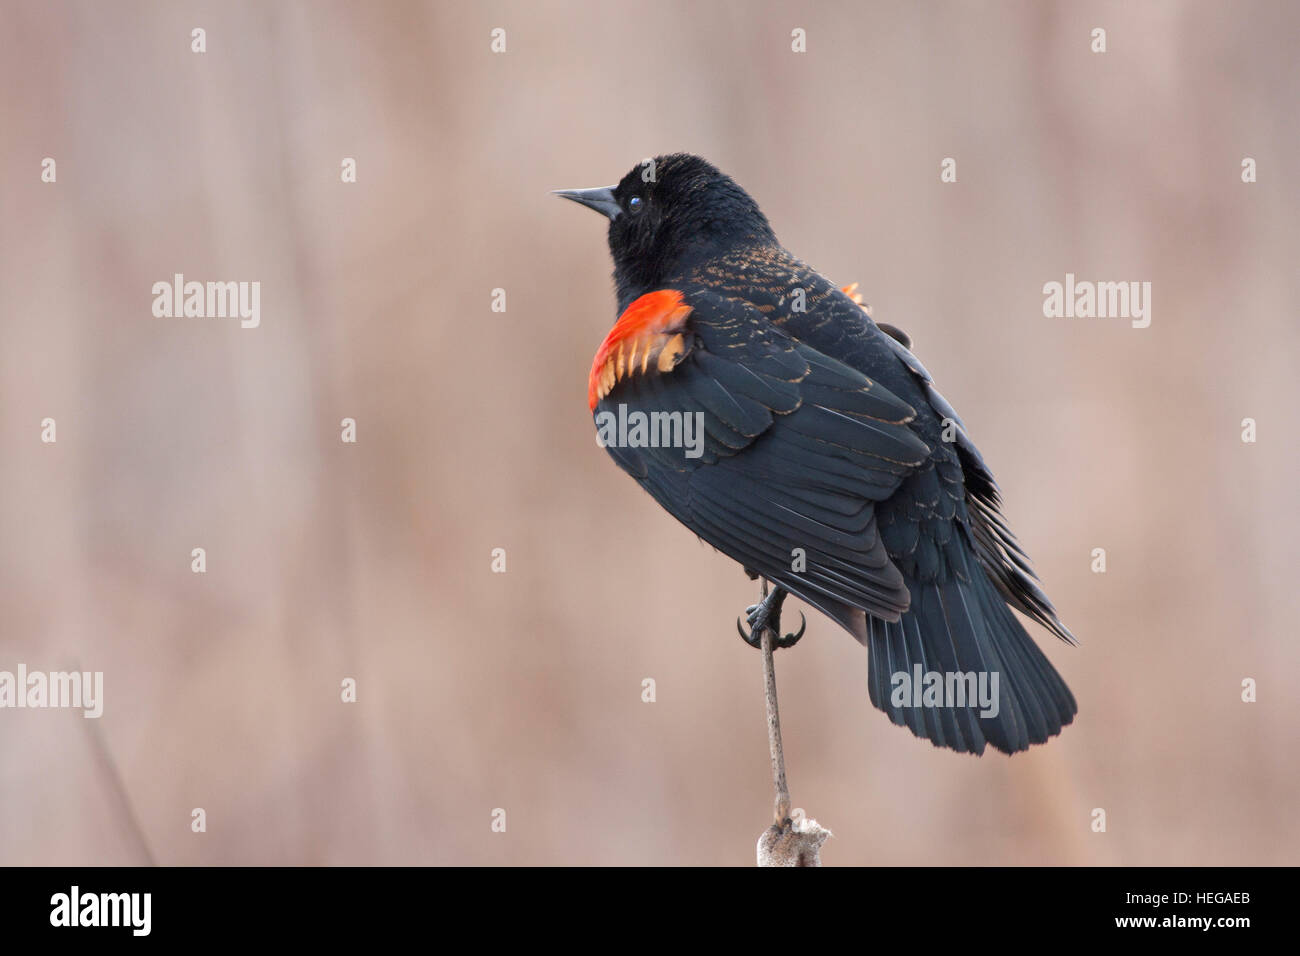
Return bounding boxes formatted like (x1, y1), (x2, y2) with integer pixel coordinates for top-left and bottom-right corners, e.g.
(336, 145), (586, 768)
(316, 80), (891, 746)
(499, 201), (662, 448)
(553, 185), (621, 220)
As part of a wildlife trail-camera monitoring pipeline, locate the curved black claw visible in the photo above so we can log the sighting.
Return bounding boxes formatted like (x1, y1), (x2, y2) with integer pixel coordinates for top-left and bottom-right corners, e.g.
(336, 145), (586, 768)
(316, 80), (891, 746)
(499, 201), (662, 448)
(772, 610), (806, 649)
(737, 616), (763, 649)
(737, 588), (804, 650)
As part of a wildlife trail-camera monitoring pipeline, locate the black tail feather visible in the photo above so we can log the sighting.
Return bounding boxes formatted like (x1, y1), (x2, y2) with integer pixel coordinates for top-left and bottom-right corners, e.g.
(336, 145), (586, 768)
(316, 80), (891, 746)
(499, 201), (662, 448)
(865, 548), (1077, 755)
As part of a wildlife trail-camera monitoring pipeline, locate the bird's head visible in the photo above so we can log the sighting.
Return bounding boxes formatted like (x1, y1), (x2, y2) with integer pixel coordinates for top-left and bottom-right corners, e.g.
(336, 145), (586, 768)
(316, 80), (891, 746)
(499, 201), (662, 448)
(555, 154), (777, 306)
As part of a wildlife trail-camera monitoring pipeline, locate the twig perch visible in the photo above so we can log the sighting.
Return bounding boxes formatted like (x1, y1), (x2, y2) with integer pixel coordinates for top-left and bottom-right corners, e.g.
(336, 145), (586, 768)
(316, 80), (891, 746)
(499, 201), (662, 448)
(761, 621), (792, 825)
(747, 581), (831, 866)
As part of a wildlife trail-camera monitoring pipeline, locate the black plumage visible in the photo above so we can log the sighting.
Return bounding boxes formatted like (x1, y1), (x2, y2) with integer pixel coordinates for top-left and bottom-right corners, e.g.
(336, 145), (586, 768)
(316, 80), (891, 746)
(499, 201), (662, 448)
(561, 154), (1077, 755)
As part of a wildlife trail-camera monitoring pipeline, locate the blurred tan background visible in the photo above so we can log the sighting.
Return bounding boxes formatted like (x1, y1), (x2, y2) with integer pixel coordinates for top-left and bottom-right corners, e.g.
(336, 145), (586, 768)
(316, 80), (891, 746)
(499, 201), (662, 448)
(2, 0), (1298, 866)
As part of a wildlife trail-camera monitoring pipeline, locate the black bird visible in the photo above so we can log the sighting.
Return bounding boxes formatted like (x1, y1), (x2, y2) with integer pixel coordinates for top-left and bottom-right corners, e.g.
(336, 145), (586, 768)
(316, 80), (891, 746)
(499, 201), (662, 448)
(558, 154), (1077, 755)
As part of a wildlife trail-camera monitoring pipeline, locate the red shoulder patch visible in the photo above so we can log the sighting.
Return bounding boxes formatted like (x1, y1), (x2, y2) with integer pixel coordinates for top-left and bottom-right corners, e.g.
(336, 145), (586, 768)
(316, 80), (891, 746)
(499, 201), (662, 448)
(588, 290), (693, 411)
(841, 282), (871, 315)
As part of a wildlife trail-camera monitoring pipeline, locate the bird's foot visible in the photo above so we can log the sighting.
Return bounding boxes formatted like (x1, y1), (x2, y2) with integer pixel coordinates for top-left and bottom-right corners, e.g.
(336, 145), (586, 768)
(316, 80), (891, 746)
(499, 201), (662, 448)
(736, 586), (805, 650)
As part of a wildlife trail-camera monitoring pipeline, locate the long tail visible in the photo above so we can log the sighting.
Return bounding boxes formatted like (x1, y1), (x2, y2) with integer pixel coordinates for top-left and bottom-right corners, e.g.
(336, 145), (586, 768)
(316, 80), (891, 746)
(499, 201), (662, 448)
(865, 547), (1077, 755)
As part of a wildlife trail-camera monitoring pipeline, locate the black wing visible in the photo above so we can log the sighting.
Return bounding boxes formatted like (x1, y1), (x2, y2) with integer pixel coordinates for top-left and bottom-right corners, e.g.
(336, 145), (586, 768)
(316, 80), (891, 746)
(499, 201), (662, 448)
(593, 289), (930, 634)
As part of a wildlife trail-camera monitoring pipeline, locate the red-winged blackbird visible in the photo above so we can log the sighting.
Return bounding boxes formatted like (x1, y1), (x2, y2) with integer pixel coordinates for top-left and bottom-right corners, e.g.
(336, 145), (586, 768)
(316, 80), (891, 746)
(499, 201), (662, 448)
(557, 154), (1077, 755)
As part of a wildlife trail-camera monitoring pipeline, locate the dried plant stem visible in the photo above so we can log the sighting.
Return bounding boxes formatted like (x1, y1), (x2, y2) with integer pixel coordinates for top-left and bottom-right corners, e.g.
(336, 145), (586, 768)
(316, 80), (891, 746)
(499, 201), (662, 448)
(761, 623), (792, 826)
(751, 582), (830, 866)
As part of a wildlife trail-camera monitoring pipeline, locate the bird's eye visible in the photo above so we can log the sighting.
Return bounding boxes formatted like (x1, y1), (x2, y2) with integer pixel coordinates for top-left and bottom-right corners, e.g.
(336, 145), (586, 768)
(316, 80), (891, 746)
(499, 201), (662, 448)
(627, 196), (643, 212)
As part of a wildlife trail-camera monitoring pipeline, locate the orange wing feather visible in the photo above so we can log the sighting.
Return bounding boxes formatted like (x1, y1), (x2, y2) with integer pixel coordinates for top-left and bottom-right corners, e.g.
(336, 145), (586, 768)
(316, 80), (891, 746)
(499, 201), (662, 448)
(588, 290), (693, 411)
